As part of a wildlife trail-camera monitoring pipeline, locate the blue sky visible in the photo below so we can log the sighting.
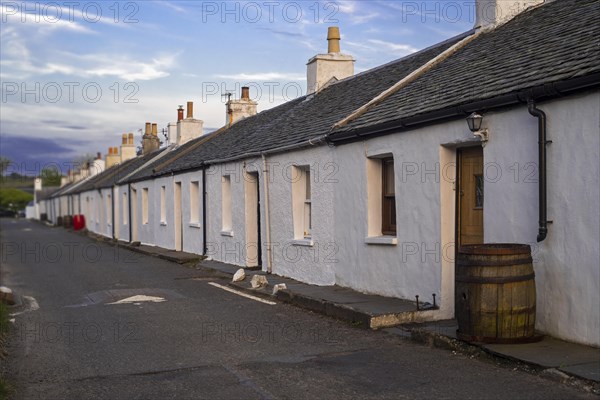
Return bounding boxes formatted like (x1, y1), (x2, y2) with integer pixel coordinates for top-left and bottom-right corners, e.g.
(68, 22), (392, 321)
(1, 0), (475, 174)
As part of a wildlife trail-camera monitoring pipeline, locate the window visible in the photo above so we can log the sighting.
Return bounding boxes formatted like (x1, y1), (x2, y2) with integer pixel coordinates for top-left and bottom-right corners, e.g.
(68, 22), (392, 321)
(190, 181), (200, 224)
(304, 169), (312, 238)
(122, 192), (128, 225)
(221, 175), (232, 233)
(142, 188), (149, 224)
(106, 193), (112, 225)
(160, 186), (166, 224)
(292, 166), (312, 243)
(366, 155), (397, 244)
(382, 157), (396, 235)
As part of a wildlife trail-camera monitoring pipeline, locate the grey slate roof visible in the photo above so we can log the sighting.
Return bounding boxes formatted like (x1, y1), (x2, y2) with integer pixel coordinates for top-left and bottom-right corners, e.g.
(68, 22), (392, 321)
(122, 32), (467, 182)
(330, 0), (600, 136)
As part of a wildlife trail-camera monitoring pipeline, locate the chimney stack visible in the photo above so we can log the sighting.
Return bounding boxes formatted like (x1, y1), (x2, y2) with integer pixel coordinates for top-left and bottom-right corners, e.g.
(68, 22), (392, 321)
(225, 87), (258, 127)
(106, 146), (121, 169)
(475, 0), (544, 27)
(176, 101), (204, 145)
(121, 132), (136, 162)
(142, 122), (160, 155)
(306, 26), (354, 95)
(177, 105), (184, 121)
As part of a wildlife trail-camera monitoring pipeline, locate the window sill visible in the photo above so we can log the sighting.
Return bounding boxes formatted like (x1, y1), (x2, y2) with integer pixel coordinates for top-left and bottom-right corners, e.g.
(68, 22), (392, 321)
(160, 221), (167, 226)
(220, 230), (234, 237)
(365, 236), (397, 245)
(292, 238), (314, 247)
(189, 222), (201, 228)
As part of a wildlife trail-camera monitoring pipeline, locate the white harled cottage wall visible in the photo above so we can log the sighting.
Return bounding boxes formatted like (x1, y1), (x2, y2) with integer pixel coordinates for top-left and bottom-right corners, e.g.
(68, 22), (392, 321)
(154, 175), (175, 250)
(175, 170), (205, 255)
(267, 147), (337, 285)
(483, 91), (599, 346)
(332, 90), (599, 346)
(205, 159), (264, 267)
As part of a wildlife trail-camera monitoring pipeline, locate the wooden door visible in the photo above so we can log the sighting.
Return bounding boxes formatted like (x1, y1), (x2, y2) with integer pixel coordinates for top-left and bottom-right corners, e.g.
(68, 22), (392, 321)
(458, 147), (484, 246)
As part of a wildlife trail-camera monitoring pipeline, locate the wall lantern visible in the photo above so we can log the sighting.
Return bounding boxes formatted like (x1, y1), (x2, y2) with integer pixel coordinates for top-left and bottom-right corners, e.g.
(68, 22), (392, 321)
(466, 112), (489, 147)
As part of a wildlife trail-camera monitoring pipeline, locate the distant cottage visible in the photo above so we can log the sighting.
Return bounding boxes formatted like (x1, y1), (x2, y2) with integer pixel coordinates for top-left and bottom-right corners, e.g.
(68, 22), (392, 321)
(36, 0), (600, 347)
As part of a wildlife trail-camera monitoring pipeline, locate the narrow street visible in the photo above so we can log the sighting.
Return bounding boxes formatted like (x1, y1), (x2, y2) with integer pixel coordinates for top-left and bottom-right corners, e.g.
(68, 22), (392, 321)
(0, 219), (594, 400)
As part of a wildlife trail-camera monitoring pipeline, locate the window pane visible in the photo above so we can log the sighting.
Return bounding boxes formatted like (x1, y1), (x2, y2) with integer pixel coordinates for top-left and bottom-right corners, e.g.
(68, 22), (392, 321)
(475, 174), (484, 208)
(384, 159), (395, 196)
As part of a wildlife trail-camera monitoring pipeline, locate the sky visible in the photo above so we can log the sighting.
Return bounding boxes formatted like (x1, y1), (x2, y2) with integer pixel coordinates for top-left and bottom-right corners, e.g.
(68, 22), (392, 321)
(0, 0), (476, 175)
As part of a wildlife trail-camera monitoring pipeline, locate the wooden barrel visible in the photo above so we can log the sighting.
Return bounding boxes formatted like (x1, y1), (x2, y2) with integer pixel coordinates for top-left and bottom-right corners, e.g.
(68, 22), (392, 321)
(63, 215), (73, 228)
(456, 244), (537, 343)
(40, 213), (47, 221)
(56, 216), (63, 227)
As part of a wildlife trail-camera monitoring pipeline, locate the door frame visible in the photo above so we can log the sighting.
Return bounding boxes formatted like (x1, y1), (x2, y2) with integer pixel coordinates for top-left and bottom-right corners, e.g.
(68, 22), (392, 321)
(174, 181), (183, 251)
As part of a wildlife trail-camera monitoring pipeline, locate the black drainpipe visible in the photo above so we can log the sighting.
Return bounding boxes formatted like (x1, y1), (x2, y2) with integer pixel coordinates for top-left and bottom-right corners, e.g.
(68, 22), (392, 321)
(111, 186), (116, 239)
(527, 99), (549, 242)
(128, 183), (133, 242)
(202, 167), (208, 255)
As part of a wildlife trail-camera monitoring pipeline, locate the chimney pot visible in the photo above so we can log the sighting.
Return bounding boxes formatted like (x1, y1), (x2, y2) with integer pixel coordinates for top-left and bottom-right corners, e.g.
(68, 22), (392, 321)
(97, 152), (101, 160)
(108, 147), (113, 155)
(327, 26), (341, 53)
(152, 123), (158, 136)
(186, 101), (193, 119)
(145, 122), (152, 135)
(177, 105), (184, 121)
(241, 87), (250, 100)
(122, 133), (128, 145)
(128, 133), (134, 145)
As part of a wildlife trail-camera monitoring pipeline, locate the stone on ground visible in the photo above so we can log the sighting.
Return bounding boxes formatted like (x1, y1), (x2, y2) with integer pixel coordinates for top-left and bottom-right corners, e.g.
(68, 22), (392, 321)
(232, 269), (246, 282)
(250, 275), (268, 289)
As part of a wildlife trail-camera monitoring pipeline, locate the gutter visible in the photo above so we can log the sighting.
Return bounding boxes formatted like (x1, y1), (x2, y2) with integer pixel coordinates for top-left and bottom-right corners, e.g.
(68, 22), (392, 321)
(128, 183), (133, 242)
(328, 72), (600, 143)
(202, 167), (207, 255)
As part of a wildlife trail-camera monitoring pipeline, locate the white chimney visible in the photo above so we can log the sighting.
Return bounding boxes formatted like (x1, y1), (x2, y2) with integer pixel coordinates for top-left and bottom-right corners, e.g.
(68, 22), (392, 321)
(34, 177), (42, 191)
(306, 26), (354, 95)
(475, 0), (544, 27)
(90, 152), (105, 177)
(177, 101), (203, 145)
(226, 87), (258, 127)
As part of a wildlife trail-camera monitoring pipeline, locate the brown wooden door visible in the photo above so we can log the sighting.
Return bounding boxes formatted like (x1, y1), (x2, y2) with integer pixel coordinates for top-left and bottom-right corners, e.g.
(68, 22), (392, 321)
(458, 147), (484, 246)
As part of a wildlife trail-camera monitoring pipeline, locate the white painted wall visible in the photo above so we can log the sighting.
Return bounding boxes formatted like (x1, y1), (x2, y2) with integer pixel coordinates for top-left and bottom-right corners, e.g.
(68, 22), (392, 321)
(483, 91), (600, 346)
(267, 147), (337, 285)
(331, 90), (599, 346)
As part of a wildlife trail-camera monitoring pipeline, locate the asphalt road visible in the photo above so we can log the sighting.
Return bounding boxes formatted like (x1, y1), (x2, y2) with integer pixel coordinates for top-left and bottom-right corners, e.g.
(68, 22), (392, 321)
(0, 218), (594, 400)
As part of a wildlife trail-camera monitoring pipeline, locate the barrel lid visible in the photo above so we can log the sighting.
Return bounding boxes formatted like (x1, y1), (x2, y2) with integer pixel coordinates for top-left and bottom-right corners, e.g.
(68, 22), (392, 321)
(459, 243), (531, 255)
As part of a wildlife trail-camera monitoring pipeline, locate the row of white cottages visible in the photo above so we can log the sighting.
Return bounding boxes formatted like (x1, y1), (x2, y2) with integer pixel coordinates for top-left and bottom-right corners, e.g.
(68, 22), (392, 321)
(37, 0), (599, 347)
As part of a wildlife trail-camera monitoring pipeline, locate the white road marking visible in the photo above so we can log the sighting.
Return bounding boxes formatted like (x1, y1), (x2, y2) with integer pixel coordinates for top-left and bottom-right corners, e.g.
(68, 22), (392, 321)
(107, 295), (166, 305)
(22, 228), (32, 231)
(10, 295), (40, 316)
(208, 282), (276, 305)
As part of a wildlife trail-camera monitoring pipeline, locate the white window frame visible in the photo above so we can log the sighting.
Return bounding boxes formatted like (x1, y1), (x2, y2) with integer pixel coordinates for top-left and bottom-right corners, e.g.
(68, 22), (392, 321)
(142, 188), (149, 225)
(365, 154), (397, 245)
(291, 165), (313, 245)
(190, 181), (200, 226)
(160, 185), (166, 225)
(221, 175), (233, 235)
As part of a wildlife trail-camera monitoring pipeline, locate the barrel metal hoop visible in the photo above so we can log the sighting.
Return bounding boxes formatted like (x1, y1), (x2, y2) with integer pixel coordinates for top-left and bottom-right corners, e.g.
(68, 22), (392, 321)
(457, 257), (533, 267)
(455, 273), (536, 284)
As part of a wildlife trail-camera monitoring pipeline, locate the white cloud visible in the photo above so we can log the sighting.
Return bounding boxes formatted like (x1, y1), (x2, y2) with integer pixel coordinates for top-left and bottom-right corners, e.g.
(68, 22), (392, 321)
(367, 39), (419, 55)
(215, 72), (305, 81)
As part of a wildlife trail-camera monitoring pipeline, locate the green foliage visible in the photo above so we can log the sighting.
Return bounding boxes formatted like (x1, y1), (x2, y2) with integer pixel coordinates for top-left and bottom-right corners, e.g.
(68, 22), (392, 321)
(41, 166), (62, 187)
(0, 188), (33, 212)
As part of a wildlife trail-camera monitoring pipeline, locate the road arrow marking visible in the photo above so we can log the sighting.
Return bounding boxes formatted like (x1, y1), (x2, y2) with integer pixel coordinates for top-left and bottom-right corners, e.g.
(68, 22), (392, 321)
(107, 295), (166, 305)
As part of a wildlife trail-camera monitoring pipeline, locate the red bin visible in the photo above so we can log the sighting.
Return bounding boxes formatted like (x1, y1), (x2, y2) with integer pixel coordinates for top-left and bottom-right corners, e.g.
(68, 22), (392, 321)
(73, 214), (86, 231)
